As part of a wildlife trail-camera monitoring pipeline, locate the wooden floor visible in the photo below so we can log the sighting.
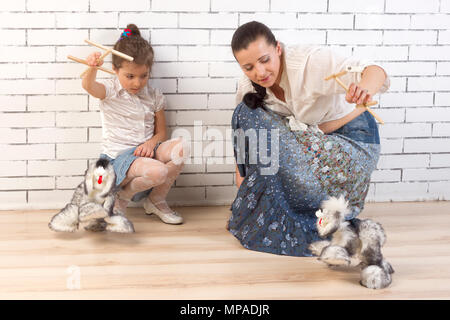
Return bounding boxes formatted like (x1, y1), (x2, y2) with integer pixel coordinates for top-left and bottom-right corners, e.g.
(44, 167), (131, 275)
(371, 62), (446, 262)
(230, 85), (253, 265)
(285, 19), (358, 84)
(0, 201), (449, 300)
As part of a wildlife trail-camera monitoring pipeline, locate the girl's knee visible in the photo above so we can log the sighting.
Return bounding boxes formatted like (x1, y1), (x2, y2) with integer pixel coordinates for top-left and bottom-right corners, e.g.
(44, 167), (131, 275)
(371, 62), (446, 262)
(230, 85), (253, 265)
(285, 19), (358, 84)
(155, 166), (169, 184)
(143, 164), (168, 184)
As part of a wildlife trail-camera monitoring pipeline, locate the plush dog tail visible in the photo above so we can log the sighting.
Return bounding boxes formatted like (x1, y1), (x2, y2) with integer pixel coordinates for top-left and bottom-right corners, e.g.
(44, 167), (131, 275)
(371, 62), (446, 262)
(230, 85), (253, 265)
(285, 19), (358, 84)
(321, 195), (349, 217)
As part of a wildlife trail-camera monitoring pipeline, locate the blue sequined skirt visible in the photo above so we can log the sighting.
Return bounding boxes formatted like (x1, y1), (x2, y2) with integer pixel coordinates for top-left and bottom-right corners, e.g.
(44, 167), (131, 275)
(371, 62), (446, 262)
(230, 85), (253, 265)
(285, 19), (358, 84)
(100, 147), (137, 187)
(228, 103), (380, 257)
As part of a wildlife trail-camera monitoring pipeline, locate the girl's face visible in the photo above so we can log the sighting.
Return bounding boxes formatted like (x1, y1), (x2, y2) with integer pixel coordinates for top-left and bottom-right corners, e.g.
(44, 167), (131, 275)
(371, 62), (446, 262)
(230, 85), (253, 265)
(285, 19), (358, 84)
(114, 61), (150, 95)
(234, 37), (282, 88)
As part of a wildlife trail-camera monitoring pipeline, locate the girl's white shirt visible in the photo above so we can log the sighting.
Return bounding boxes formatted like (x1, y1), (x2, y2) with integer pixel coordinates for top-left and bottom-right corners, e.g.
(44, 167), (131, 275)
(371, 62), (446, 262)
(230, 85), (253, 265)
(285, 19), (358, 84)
(98, 77), (166, 158)
(236, 44), (390, 125)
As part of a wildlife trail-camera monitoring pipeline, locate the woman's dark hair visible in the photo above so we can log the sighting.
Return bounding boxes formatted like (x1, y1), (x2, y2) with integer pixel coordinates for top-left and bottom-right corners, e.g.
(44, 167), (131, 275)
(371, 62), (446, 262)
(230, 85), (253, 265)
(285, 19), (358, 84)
(113, 24), (154, 71)
(231, 21), (277, 110)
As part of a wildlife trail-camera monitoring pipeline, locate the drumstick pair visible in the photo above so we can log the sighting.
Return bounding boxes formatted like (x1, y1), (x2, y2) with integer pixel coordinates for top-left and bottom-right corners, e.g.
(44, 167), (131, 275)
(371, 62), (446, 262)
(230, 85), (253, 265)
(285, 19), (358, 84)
(325, 70), (384, 124)
(67, 39), (134, 78)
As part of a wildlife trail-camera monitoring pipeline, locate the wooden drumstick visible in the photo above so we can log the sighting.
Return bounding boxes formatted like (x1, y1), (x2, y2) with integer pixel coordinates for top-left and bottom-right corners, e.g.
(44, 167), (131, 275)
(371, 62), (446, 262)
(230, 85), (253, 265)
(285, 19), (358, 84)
(84, 39), (133, 61)
(67, 55), (115, 75)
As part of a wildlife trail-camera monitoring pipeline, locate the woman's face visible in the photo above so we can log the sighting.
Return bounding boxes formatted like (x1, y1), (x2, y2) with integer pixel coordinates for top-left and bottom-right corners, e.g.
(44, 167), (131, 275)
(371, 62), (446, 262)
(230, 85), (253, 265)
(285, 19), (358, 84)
(114, 61), (150, 95)
(234, 37), (282, 88)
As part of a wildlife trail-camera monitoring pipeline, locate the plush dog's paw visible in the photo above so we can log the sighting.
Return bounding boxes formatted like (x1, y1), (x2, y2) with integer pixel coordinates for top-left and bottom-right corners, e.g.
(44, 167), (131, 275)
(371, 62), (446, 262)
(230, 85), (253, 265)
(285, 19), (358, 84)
(84, 218), (107, 232)
(48, 204), (79, 232)
(360, 265), (392, 289)
(319, 245), (351, 266)
(48, 220), (78, 232)
(308, 241), (331, 256)
(382, 259), (395, 274)
(79, 205), (108, 223)
(105, 215), (135, 233)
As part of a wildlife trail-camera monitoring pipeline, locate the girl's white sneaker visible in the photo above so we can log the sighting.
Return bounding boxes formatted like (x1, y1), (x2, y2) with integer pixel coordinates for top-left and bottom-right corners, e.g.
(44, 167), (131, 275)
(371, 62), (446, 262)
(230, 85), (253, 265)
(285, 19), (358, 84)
(143, 198), (184, 225)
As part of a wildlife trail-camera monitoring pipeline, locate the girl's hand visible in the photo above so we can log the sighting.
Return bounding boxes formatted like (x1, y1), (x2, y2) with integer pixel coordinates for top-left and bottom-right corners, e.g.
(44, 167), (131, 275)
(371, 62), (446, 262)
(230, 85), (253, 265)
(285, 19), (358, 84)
(134, 140), (157, 158)
(346, 83), (372, 106)
(86, 52), (103, 67)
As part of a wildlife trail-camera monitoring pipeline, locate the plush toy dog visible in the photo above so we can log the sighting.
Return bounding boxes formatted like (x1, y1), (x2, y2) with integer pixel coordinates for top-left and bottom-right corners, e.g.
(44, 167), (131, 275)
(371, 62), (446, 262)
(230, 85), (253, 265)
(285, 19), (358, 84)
(308, 196), (394, 289)
(48, 158), (135, 233)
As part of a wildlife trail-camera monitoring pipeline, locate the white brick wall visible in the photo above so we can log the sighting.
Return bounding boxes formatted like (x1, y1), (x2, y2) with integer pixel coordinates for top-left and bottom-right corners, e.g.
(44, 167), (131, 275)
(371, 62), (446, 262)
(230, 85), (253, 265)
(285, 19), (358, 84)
(1, 1), (449, 209)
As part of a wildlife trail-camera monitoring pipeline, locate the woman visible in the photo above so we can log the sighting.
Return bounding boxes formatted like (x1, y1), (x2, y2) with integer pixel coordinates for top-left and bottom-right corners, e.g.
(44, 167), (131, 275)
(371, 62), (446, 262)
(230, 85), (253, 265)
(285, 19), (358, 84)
(228, 21), (389, 257)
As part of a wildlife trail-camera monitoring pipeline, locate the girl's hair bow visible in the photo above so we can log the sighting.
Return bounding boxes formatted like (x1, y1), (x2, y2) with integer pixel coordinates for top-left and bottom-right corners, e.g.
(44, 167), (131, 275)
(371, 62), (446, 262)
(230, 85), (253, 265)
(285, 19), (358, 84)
(120, 28), (132, 39)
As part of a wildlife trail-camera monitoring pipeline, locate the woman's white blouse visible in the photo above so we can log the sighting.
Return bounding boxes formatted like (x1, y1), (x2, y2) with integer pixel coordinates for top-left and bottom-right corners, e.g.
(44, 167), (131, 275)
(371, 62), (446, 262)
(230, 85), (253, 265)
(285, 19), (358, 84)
(236, 44), (390, 125)
(99, 77), (166, 158)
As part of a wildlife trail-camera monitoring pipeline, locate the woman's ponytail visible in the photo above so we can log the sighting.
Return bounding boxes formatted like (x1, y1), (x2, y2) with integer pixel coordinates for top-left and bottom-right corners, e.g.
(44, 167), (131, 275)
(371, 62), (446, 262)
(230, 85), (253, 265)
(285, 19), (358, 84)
(243, 81), (267, 110)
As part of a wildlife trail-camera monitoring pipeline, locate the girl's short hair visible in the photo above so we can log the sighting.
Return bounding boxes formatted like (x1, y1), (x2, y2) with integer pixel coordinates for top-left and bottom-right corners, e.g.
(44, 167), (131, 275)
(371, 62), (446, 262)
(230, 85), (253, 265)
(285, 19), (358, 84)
(113, 24), (154, 70)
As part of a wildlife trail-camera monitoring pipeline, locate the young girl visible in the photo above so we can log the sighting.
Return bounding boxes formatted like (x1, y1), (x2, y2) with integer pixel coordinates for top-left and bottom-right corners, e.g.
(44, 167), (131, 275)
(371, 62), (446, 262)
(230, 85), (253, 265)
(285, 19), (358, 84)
(82, 24), (190, 230)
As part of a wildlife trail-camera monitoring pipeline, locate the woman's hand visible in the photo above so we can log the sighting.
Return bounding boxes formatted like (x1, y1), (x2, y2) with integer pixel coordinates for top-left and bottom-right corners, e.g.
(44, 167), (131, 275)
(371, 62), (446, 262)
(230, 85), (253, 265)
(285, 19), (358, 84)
(134, 140), (157, 158)
(86, 52), (104, 67)
(346, 83), (372, 106)
(345, 65), (387, 106)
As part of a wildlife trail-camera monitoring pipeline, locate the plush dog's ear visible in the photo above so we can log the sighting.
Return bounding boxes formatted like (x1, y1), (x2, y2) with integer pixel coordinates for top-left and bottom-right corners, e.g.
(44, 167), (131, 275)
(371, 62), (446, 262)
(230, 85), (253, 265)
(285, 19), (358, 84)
(84, 163), (95, 195)
(315, 209), (324, 218)
(321, 195), (349, 220)
(316, 196), (349, 238)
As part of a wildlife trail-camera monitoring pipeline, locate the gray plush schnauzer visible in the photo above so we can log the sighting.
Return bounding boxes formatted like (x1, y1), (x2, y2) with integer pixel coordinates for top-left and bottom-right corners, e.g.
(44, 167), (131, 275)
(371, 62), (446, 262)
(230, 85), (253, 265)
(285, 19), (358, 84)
(48, 158), (134, 233)
(308, 196), (394, 289)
